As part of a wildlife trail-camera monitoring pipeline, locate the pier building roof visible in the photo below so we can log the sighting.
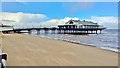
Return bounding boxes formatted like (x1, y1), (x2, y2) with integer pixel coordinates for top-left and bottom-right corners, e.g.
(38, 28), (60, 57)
(65, 19), (98, 25)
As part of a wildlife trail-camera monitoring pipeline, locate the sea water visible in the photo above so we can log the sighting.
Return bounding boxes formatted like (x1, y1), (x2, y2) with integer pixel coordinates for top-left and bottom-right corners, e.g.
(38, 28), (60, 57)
(32, 29), (119, 52)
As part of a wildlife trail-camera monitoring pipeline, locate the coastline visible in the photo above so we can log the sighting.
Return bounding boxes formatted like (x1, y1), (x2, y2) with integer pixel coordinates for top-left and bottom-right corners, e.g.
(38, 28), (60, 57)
(38, 34), (118, 53)
(2, 34), (118, 66)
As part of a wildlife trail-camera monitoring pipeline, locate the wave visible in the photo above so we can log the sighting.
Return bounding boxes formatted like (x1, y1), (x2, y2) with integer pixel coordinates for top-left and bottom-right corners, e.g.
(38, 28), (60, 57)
(101, 47), (119, 53)
(30, 29), (118, 53)
(38, 35), (119, 53)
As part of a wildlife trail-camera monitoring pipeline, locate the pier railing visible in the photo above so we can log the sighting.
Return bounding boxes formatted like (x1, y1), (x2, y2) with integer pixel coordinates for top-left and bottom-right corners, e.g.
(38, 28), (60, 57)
(0, 53), (7, 68)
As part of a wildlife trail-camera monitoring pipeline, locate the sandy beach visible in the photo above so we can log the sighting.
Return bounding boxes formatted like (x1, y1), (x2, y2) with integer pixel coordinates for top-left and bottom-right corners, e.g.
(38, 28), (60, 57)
(1, 34), (118, 66)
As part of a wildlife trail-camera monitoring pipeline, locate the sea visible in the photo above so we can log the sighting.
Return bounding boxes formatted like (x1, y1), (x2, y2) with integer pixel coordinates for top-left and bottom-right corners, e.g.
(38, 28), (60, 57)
(29, 29), (119, 53)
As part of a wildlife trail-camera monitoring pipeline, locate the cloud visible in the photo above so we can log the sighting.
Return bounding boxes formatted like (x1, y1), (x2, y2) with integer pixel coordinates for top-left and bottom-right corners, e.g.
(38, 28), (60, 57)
(42, 16), (118, 29)
(89, 16), (118, 29)
(41, 17), (80, 27)
(1, 12), (118, 29)
(1, 12), (47, 25)
(91, 16), (117, 24)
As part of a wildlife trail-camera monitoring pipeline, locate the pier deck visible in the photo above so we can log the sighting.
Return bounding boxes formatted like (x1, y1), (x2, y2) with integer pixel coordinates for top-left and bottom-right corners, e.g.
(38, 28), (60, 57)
(2, 27), (106, 34)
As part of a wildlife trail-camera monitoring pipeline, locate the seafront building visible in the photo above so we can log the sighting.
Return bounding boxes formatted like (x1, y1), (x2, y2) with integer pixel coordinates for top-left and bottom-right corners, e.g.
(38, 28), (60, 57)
(0, 24), (13, 31)
(58, 19), (104, 29)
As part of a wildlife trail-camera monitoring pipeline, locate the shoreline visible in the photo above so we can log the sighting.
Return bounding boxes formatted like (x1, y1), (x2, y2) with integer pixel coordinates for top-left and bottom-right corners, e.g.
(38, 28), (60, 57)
(37, 34), (118, 53)
(2, 33), (118, 66)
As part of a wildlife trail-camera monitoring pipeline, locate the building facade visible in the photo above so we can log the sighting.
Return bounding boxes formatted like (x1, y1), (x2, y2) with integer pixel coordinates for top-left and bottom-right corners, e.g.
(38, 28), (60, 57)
(58, 19), (104, 29)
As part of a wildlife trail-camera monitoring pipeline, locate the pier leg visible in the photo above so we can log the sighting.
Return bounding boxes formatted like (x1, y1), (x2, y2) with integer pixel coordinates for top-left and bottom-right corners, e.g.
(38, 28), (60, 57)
(60, 30), (62, 34)
(46, 30), (48, 34)
(87, 30), (88, 34)
(63, 30), (65, 34)
(73, 30), (74, 34)
(59, 30), (61, 34)
(100, 30), (102, 34)
(58, 30), (60, 34)
(37, 30), (40, 35)
(28, 30), (31, 34)
(91, 31), (93, 34)
(96, 30), (98, 34)
(52, 30), (55, 34)
(65, 30), (66, 34)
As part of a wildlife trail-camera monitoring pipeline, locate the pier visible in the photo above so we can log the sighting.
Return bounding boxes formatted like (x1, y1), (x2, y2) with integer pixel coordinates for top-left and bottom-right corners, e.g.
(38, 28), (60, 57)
(2, 27), (105, 34)
(1, 19), (106, 34)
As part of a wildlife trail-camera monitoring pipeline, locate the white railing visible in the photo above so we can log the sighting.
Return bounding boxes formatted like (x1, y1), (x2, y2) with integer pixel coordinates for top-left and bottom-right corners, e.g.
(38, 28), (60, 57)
(1, 59), (8, 68)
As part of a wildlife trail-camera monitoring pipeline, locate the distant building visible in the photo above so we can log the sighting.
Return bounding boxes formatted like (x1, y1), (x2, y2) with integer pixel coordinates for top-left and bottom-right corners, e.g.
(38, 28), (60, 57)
(0, 24), (14, 31)
(58, 19), (104, 29)
(0, 24), (13, 27)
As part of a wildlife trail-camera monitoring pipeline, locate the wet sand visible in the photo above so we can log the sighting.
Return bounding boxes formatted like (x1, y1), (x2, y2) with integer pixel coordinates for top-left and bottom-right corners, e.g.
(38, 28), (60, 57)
(1, 34), (118, 66)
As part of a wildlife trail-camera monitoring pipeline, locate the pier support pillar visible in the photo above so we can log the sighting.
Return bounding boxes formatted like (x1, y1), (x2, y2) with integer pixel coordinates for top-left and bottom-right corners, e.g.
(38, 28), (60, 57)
(45, 30), (48, 34)
(91, 30), (93, 34)
(100, 30), (102, 34)
(28, 30), (32, 34)
(96, 30), (98, 34)
(87, 30), (88, 34)
(52, 30), (55, 34)
(58, 30), (60, 34)
(37, 30), (40, 35)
